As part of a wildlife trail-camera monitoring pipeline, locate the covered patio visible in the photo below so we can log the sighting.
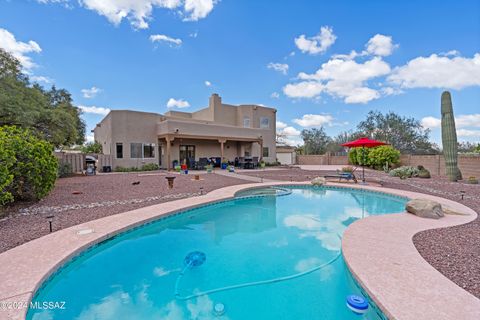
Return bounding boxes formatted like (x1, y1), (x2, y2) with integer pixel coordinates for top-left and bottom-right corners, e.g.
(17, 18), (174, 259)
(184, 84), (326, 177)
(158, 133), (263, 170)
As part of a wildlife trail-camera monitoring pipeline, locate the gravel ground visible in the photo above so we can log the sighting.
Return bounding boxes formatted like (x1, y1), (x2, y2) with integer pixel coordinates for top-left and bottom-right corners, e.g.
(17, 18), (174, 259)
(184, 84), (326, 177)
(2, 167), (479, 298)
(244, 168), (480, 298)
(0, 171), (246, 253)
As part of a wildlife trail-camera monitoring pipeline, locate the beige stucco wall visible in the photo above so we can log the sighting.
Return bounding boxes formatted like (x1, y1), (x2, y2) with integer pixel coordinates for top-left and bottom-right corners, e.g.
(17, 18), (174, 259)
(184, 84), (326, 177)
(94, 111), (162, 168)
(94, 94), (277, 168)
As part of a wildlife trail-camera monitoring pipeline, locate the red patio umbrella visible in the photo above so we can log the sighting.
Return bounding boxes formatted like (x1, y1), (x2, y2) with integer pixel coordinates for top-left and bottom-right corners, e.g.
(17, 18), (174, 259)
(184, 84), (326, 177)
(341, 137), (388, 183)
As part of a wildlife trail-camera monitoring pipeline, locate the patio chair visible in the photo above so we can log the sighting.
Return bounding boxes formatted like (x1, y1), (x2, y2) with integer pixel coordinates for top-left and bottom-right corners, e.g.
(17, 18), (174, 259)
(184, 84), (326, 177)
(324, 168), (358, 183)
(196, 158), (208, 170)
(252, 157), (259, 169)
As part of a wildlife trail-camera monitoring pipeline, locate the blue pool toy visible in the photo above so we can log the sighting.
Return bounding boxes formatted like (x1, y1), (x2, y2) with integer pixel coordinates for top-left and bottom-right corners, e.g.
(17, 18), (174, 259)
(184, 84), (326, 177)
(184, 251), (206, 267)
(346, 294), (369, 315)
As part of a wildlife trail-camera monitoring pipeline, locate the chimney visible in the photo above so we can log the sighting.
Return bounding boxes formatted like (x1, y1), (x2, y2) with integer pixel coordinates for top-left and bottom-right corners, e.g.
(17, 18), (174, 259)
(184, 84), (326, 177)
(209, 93), (222, 108)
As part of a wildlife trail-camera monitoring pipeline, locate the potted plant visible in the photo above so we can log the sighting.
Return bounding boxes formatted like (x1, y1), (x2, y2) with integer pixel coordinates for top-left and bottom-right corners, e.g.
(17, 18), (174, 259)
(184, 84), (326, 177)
(221, 158), (228, 170)
(206, 164), (213, 173)
(260, 160), (266, 169)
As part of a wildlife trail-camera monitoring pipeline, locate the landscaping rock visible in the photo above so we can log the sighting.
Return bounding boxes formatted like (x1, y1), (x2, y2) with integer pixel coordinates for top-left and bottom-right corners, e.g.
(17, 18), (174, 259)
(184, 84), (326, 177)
(406, 199), (444, 219)
(311, 177), (326, 186)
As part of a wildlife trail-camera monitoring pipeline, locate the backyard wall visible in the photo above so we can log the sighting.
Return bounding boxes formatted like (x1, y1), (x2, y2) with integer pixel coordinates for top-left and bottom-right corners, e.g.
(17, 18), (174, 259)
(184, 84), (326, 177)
(55, 152), (113, 173)
(297, 154), (480, 178)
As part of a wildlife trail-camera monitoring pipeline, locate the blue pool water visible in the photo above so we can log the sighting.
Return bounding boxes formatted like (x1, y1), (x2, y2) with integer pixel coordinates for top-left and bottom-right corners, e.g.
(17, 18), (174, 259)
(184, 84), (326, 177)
(28, 186), (407, 320)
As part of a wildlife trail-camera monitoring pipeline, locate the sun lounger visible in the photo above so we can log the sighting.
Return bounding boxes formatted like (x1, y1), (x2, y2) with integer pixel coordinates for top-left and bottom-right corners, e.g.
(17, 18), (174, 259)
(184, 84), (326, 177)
(324, 169), (358, 183)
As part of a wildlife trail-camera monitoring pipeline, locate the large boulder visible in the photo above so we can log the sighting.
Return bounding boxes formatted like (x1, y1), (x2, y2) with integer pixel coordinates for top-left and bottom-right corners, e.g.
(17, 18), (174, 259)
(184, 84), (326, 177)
(311, 177), (326, 186)
(405, 199), (444, 219)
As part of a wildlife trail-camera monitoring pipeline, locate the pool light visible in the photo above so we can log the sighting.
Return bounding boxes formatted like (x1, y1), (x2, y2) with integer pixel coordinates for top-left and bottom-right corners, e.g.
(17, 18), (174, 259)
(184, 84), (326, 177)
(213, 302), (225, 316)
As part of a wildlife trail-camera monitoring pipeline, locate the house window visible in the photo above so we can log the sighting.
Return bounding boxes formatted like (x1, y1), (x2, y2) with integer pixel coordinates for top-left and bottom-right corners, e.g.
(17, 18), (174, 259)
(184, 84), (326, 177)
(243, 117), (250, 128)
(260, 117), (270, 128)
(130, 143), (142, 158)
(116, 143), (123, 159)
(143, 144), (155, 158)
(263, 147), (269, 157)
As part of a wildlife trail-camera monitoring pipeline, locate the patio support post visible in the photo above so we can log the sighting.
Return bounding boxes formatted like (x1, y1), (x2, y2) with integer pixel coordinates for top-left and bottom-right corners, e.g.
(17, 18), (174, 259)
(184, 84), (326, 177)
(219, 138), (226, 160)
(259, 139), (263, 161)
(166, 135), (172, 170)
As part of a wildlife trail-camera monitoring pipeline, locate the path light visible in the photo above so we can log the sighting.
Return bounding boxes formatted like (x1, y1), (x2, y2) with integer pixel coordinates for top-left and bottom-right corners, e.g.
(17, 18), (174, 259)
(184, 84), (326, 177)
(46, 215), (54, 233)
(200, 187), (204, 195)
(460, 190), (466, 200)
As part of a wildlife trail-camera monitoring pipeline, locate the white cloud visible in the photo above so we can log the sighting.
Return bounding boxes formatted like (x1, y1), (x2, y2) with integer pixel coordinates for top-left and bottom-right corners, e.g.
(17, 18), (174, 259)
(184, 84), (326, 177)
(286, 56), (390, 103)
(189, 31), (198, 38)
(149, 34), (182, 46)
(457, 129), (480, 137)
(456, 114), (480, 128)
(422, 114), (480, 130)
(183, 0), (216, 21)
(166, 98), (190, 108)
(293, 114), (334, 127)
(75, 0), (216, 29)
(388, 53), (480, 89)
(204, 80), (211, 86)
(85, 133), (95, 143)
(294, 26), (336, 55)
(421, 116), (441, 129)
(267, 62), (289, 75)
(81, 86), (102, 98)
(276, 121), (287, 129)
(30, 75), (53, 84)
(365, 34), (398, 57)
(283, 81), (324, 98)
(0, 28), (42, 69)
(270, 92), (280, 99)
(78, 105), (111, 115)
(280, 126), (301, 136)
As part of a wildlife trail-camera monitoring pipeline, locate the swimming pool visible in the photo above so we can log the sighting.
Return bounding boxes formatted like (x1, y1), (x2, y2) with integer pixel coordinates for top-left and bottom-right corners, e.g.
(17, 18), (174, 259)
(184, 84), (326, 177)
(27, 186), (407, 320)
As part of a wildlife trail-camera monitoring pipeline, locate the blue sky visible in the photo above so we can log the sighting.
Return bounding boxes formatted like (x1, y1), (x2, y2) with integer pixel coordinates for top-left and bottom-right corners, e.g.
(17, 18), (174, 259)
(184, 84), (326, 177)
(1, 0), (479, 146)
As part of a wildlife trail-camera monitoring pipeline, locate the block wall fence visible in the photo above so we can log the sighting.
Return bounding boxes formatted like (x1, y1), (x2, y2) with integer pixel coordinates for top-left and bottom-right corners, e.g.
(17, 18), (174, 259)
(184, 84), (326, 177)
(296, 154), (480, 178)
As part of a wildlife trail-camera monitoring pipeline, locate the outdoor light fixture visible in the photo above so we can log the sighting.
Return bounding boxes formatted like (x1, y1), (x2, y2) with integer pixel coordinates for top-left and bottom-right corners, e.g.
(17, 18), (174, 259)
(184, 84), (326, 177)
(46, 215), (54, 233)
(460, 190), (466, 200)
(200, 187), (204, 195)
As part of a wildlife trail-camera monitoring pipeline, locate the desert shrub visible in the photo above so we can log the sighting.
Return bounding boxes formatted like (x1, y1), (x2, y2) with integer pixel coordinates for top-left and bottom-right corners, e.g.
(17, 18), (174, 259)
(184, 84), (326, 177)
(0, 126), (57, 203)
(417, 165), (431, 178)
(141, 163), (160, 171)
(368, 146), (400, 170)
(57, 162), (73, 178)
(467, 176), (479, 184)
(389, 166), (419, 179)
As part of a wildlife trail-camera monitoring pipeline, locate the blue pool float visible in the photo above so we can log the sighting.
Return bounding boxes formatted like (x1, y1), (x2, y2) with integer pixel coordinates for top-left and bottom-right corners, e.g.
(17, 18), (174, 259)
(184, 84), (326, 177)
(346, 294), (369, 314)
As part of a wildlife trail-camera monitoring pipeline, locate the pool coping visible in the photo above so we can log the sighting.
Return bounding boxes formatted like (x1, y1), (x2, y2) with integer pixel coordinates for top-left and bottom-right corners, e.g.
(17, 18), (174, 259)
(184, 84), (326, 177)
(0, 182), (478, 319)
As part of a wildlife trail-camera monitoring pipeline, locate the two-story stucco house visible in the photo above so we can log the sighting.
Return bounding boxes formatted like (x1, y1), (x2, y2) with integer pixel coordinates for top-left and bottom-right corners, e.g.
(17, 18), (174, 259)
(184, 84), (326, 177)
(94, 94), (277, 169)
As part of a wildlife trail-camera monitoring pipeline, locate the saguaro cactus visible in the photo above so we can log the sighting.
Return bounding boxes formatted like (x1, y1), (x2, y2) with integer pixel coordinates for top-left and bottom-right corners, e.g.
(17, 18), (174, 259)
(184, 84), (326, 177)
(441, 91), (462, 181)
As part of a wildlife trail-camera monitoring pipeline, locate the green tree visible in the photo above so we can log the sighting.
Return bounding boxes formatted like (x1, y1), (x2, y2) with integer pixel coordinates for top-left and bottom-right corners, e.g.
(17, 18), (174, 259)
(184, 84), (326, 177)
(357, 111), (437, 154)
(81, 141), (103, 154)
(301, 127), (332, 155)
(0, 49), (85, 147)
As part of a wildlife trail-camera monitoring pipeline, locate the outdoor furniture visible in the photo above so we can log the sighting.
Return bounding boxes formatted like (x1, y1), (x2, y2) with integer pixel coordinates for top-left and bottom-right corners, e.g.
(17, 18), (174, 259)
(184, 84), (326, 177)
(187, 157), (196, 169)
(252, 157), (259, 169)
(196, 158), (208, 170)
(243, 157), (254, 169)
(324, 170), (358, 183)
(341, 137), (388, 183)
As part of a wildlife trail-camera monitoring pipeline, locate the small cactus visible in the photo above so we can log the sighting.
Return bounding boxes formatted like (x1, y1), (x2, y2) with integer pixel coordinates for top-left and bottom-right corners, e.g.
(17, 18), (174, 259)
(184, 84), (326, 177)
(441, 91), (462, 181)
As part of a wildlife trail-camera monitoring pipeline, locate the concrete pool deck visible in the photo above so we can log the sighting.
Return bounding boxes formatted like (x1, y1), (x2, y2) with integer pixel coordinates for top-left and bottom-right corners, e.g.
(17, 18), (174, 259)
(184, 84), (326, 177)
(0, 182), (478, 319)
